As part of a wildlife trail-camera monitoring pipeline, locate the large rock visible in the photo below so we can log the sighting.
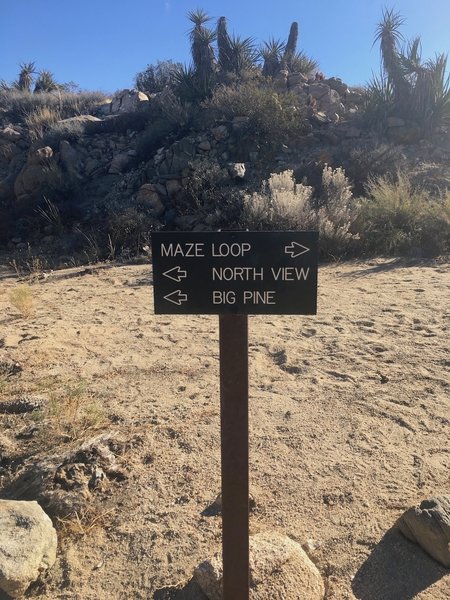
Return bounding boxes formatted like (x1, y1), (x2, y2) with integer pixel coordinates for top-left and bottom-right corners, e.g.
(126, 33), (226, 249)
(136, 184), (165, 216)
(110, 89), (149, 113)
(0, 500), (57, 598)
(0, 126), (22, 142)
(14, 147), (54, 201)
(59, 140), (80, 174)
(194, 532), (325, 600)
(397, 496), (450, 567)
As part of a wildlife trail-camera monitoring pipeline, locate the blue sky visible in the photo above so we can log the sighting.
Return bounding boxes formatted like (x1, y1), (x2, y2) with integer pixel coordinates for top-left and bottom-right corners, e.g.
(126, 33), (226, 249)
(1, 1), (449, 93)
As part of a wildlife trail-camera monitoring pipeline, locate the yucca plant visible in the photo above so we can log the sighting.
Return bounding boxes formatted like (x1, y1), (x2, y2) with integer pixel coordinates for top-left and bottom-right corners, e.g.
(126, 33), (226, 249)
(34, 70), (58, 93)
(288, 51), (319, 76)
(374, 9), (409, 103)
(16, 62), (36, 92)
(260, 38), (285, 78)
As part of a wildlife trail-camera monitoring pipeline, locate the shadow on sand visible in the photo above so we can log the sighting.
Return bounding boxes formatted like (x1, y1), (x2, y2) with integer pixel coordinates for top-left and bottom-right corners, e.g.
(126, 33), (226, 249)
(352, 528), (448, 600)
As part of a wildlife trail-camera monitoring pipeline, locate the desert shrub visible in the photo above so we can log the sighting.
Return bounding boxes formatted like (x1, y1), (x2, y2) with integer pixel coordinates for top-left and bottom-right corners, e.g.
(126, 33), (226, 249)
(205, 81), (307, 151)
(343, 143), (407, 195)
(241, 170), (315, 230)
(135, 60), (182, 93)
(175, 157), (243, 226)
(9, 285), (34, 318)
(106, 207), (159, 256)
(356, 172), (450, 256)
(241, 168), (358, 258)
(0, 88), (107, 122)
(25, 106), (61, 140)
(43, 119), (86, 147)
(41, 163), (81, 202)
(136, 119), (178, 161)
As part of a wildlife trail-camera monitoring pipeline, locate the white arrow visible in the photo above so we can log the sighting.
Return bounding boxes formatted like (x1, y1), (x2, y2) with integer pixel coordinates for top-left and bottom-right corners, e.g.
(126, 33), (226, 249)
(284, 242), (310, 258)
(163, 266), (187, 283)
(164, 290), (188, 305)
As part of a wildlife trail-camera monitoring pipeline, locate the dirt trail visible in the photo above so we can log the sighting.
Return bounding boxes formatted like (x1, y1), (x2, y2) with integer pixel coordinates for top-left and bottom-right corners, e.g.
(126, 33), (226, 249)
(0, 258), (449, 599)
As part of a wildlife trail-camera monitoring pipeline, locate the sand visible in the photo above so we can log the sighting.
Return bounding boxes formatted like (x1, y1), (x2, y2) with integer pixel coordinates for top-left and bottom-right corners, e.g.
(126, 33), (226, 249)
(0, 257), (449, 599)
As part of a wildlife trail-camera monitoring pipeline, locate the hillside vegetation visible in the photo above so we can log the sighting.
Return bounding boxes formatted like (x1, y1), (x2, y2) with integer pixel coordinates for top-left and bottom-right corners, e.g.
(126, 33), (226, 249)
(0, 8), (449, 267)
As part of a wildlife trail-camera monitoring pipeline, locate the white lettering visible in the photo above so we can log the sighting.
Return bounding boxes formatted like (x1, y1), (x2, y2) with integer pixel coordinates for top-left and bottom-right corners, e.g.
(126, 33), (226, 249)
(213, 291), (236, 304)
(243, 290), (276, 304)
(160, 242), (204, 257)
(211, 243), (252, 257)
(212, 267), (264, 281)
(271, 267), (310, 281)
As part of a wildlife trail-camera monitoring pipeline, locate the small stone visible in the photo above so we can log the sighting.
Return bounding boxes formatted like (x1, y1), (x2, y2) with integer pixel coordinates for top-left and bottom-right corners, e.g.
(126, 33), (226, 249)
(228, 163), (245, 179)
(198, 140), (211, 151)
(397, 496), (450, 567)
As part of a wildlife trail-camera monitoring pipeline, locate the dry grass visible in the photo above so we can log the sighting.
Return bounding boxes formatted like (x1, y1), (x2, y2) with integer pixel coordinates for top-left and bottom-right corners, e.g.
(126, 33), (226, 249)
(25, 106), (61, 140)
(9, 284), (34, 318)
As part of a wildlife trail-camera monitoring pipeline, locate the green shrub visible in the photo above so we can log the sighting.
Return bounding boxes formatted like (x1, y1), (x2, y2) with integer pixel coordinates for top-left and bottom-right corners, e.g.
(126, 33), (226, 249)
(356, 172), (450, 256)
(135, 60), (182, 93)
(205, 81), (307, 151)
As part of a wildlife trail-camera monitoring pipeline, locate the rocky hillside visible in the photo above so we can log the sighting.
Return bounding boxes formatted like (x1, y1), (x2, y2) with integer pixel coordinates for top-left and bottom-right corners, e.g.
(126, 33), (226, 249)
(1, 73), (449, 264)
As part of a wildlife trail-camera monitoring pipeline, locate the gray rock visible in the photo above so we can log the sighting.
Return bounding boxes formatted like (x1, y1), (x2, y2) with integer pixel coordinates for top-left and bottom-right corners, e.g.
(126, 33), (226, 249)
(211, 125), (229, 141)
(110, 89), (149, 113)
(198, 140), (211, 151)
(0, 126), (22, 142)
(308, 83), (331, 101)
(135, 184), (165, 216)
(194, 532), (325, 600)
(59, 140), (80, 174)
(325, 77), (349, 96)
(108, 152), (132, 174)
(228, 163), (246, 179)
(288, 73), (308, 87)
(166, 179), (182, 197)
(397, 496), (450, 567)
(0, 500), (57, 598)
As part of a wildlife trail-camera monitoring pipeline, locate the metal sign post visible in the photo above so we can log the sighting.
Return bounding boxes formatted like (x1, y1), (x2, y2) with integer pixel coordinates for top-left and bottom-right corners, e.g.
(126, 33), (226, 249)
(151, 231), (318, 600)
(219, 314), (249, 599)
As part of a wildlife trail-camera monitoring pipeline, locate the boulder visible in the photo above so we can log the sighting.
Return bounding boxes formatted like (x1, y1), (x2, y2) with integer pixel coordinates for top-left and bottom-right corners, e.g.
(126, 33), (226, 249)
(110, 89), (149, 114)
(0, 500), (57, 598)
(308, 83), (331, 101)
(397, 496), (450, 567)
(288, 73), (308, 87)
(228, 163), (246, 179)
(108, 152), (132, 174)
(27, 146), (53, 165)
(325, 77), (349, 96)
(0, 126), (22, 142)
(194, 532), (325, 600)
(59, 140), (80, 174)
(135, 184), (165, 216)
(166, 179), (182, 197)
(211, 125), (229, 141)
(14, 164), (50, 201)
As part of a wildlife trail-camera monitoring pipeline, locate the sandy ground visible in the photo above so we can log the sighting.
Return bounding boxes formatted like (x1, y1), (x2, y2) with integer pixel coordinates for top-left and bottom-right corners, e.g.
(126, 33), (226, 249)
(0, 257), (449, 599)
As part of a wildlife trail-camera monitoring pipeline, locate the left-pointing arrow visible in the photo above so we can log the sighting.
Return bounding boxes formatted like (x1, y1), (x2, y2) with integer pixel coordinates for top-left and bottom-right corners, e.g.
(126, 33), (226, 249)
(163, 290), (188, 305)
(163, 266), (188, 283)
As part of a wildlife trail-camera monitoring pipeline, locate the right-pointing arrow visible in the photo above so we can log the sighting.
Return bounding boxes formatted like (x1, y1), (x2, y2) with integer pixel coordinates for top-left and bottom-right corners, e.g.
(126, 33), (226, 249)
(164, 290), (188, 306)
(285, 242), (310, 258)
(163, 266), (187, 283)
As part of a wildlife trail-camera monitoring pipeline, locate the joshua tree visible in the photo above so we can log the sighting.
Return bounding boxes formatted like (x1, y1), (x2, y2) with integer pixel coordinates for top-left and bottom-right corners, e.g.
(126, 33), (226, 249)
(188, 9), (216, 93)
(374, 9), (409, 104)
(371, 8), (450, 135)
(217, 16), (233, 73)
(16, 62), (36, 92)
(282, 22), (298, 69)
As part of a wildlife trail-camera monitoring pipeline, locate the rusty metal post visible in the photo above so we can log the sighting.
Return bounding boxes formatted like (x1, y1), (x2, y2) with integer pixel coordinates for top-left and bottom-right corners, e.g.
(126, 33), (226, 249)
(219, 314), (249, 600)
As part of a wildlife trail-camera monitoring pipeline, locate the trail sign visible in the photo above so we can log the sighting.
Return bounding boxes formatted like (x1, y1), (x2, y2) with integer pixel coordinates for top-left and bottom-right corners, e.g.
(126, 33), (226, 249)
(151, 231), (318, 315)
(151, 229), (319, 600)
